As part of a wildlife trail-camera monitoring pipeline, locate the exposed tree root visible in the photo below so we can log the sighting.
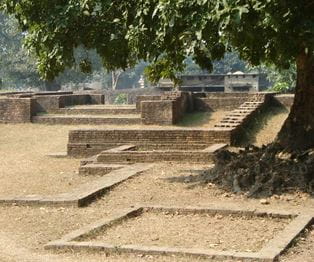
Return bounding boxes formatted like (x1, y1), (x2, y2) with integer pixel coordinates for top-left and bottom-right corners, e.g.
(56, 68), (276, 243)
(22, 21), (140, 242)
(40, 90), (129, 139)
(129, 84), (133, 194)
(207, 143), (314, 197)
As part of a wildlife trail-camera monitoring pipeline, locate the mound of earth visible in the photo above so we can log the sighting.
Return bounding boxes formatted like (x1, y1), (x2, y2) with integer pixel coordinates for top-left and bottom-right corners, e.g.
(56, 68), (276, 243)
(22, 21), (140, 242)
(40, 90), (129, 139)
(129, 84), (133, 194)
(206, 143), (314, 197)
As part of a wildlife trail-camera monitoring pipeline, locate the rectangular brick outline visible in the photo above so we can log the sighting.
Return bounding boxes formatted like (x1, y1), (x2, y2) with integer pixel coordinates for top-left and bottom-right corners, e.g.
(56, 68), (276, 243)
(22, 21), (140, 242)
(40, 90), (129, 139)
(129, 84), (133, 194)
(95, 143), (228, 164)
(0, 163), (154, 207)
(44, 205), (313, 262)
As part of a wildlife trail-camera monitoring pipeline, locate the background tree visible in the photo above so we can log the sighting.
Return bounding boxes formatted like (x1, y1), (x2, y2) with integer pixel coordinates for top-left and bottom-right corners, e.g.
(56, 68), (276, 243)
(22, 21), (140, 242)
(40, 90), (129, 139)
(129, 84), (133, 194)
(1, 0), (313, 151)
(0, 12), (44, 89)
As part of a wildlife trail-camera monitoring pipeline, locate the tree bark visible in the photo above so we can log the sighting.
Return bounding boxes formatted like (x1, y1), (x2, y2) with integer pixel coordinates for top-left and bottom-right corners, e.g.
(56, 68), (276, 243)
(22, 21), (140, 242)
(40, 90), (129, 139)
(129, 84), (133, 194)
(111, 70), (122, 90)
(277, 51), (314, 151)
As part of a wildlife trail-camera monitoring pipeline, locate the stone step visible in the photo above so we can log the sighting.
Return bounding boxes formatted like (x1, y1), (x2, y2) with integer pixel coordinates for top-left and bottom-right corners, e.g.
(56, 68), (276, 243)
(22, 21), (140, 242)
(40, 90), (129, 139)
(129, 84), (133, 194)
(243, 101), (263, 104)
(79, 163), (125, 176)
(222, 116), (246, 120)
(220, 120), (242, 124)
(50, 105), (138, 115)
(71, 142), (213, 158)
(96, 150), (212, 164)
(215, 123), (239, 128)
(32, 114), (142, 125)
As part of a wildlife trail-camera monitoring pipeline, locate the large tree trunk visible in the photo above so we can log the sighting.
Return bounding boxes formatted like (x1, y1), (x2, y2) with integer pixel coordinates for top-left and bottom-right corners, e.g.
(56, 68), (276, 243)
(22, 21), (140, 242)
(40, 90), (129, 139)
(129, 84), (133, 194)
(277, 51), (314, 151)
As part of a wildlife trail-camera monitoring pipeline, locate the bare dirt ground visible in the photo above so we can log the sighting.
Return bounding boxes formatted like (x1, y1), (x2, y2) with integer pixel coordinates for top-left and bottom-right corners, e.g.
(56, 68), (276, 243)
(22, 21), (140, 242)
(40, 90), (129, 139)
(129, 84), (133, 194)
(0, 111), (226, 195)
(0, 110), (313, 262)
(0, 124), (100, 195)
(84, 211), (290, 252)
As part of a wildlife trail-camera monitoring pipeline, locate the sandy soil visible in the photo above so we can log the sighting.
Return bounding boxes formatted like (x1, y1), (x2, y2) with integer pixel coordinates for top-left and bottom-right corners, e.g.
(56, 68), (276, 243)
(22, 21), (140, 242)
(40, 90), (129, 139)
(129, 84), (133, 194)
(85, 211), (289, 252)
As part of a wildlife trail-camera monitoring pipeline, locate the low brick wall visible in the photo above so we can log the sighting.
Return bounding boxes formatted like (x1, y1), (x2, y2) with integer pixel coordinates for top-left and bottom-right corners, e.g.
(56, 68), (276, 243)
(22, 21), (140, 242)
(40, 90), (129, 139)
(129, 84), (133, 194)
(136, 95), (161, 111)
(67, 128), (231, 157)
(140, 92), (192, 125)
(194, 97), (249, 111)
(104, 87), (163, 104)
(141, 100), (175, 125)
(0, 98), (34, 123)
(33, 96), (60, 112)
(96, 150), (214, 164)
(33, 94), (105, 113)
(194, 93), (253, 111)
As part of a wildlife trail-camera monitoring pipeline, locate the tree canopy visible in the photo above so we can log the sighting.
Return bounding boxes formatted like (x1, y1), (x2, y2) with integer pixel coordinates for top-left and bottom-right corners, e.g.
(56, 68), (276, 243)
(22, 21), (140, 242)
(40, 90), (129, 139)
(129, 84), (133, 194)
(1, 0), (314, 150)
(1, 1), (312, 81)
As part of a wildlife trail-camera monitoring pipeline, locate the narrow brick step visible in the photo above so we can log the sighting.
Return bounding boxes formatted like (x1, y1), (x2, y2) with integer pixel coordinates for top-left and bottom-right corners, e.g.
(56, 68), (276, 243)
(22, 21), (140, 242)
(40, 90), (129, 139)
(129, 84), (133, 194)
(79, 163), (125, 176)
(96, 150), (215, 164)
(70, 142), (211, 158)
(51, 105), (138, 115)
(233, 109), (254, 113)
(214, 123), (239, 128)
(222, 116), (246, 120)
(243, 101), (263, 104)
(220, 120), (242, 124)
(32, 114), (142, 125)
(238, 106), (258, 110)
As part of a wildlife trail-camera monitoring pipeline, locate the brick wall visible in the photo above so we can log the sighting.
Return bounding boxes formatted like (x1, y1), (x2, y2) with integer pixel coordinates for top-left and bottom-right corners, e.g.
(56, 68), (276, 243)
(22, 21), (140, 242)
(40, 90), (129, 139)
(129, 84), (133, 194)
(33, 94), (105, 113)
(140, 92), (192, 125)
(136, 95), (161, 111)
(67, 128), (231, 157)
(194, 97), (250, 111)
(193, 93), (253, 111)
(104, 87), (163, 104)
(0, 98), (33, 123)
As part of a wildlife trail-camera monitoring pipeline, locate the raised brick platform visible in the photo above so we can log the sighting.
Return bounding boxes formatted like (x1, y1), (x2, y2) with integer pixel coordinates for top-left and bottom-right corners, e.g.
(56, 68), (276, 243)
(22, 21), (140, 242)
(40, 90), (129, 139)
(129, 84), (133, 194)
(67, 129), (232, 157)
(79, 144), (227, 175)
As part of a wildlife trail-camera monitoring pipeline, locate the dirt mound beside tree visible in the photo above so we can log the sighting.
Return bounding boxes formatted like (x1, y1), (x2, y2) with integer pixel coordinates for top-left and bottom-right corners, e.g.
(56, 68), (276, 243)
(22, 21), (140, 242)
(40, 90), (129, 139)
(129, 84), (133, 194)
(207, 144), (314, 197)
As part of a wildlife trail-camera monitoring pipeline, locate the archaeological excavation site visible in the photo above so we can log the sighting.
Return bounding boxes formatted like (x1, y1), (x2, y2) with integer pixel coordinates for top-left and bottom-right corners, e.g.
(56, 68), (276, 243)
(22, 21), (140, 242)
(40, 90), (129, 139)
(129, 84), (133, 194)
(0, 88), (312, 262)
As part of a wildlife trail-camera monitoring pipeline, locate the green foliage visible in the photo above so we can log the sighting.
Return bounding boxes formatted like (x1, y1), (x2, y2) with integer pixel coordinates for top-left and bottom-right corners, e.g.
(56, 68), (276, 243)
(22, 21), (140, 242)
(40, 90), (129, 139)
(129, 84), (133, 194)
(1, 0), (313, 83)
(114, 93), (128, 104)
(253, 63), (297, 93)
(271, 82), (291, 93)
(0, 12), (44, 89)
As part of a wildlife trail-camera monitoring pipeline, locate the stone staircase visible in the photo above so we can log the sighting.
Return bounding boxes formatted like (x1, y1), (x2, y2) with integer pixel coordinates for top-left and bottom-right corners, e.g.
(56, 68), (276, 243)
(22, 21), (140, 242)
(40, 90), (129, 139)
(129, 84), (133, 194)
(32, 104), (142, 125)
(214, 94), (266, 129)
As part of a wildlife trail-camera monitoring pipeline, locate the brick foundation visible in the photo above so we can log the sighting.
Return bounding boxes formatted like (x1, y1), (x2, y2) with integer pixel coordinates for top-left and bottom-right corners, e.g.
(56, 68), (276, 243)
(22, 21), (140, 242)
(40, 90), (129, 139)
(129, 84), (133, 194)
(67, 129), (231, 157)
(0, 98), (34, 123)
